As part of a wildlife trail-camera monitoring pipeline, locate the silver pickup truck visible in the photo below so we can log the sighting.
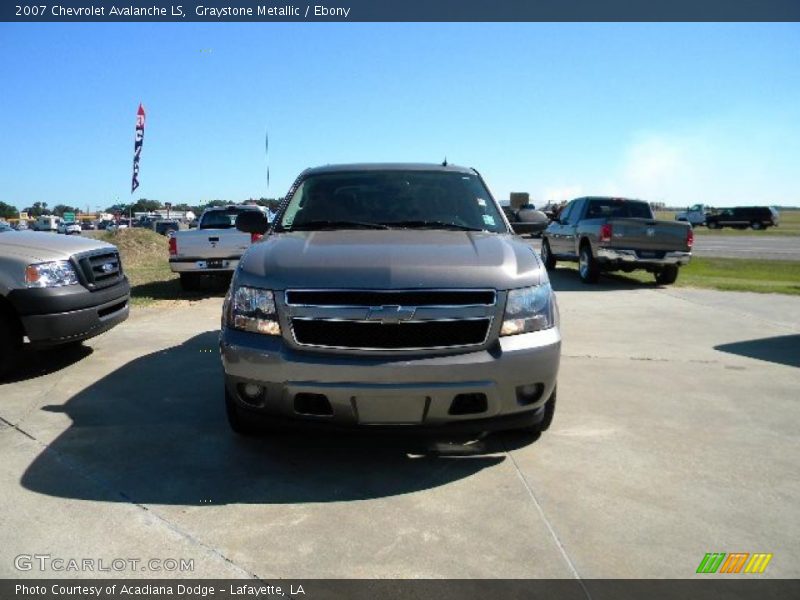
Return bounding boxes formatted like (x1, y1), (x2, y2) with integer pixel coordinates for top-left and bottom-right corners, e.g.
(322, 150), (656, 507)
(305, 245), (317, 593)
(541, 196), (693, 284)
(220, 163), (561, 436)
(0, 229), (130, 378)
(169, 205), (268, 290)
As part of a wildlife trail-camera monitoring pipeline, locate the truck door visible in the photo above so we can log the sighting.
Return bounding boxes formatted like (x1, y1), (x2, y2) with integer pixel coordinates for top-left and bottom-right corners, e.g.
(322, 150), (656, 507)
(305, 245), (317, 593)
(557, 198), (584, 257)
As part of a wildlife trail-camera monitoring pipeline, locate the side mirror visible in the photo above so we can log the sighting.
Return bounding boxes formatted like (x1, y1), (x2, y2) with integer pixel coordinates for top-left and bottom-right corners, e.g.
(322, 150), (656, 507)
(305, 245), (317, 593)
(236, 210), (269, 235)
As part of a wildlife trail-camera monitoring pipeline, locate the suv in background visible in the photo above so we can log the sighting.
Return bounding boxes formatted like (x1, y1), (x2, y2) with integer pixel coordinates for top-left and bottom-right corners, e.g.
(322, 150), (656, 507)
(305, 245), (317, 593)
(705, 206), (779, 230)
(222, 163), (560, 437)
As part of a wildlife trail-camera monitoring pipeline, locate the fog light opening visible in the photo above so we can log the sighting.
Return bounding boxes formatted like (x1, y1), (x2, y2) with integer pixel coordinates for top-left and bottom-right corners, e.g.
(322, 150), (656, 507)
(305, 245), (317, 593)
(516, 383), (545, 406)
(237, 383), (266, 407)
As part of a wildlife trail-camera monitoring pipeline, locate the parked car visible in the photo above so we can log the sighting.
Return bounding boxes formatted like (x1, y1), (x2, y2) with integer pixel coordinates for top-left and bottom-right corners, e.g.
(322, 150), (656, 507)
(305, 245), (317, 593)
(675, 204), (709, 226)
(57, 221), (82, 235)
(106, 220), (130, 232)
(13, 221), (29, 231)
(155, 220), (181, 236)
(0, 230), (130, 378)
(705, 206), (779, 230)
(0, 222), (13, 233)
(502, 204), (550, 237)
(220, 163), (560, 436)
(81, 221), (98, 231)
(541, 196), (693, 284)
(169, 205), (267, 290)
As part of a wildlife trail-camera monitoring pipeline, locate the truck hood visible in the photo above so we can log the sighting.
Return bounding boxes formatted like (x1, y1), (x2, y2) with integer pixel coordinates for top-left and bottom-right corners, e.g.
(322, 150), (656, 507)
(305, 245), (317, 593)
(238, 230), (544, 290)
(0, 231), (117, 262)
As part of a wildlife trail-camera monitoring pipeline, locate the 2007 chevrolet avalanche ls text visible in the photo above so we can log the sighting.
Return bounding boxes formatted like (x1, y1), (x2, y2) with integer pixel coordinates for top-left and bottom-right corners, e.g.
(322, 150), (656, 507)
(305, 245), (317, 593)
(220, 164), (561, 435)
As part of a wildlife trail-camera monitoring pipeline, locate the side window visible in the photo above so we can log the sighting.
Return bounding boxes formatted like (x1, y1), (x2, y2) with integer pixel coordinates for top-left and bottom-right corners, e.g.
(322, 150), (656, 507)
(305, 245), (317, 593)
(558, 201), (574, 224)
(565, 199), (584, 225)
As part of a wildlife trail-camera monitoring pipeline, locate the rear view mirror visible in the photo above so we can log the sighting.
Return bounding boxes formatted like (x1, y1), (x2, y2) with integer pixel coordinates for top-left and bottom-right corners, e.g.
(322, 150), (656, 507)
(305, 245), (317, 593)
(236, 211), (269, 235)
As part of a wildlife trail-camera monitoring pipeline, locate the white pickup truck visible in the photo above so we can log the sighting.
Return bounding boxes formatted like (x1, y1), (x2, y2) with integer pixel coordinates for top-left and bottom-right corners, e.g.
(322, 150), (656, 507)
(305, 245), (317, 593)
(169, 205), (268, 290)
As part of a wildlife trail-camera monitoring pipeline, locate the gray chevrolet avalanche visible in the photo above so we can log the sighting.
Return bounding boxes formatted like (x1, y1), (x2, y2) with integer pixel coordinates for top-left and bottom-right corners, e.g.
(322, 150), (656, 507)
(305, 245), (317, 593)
(0, 230), (130, 378)
(220, 164), (561, 435)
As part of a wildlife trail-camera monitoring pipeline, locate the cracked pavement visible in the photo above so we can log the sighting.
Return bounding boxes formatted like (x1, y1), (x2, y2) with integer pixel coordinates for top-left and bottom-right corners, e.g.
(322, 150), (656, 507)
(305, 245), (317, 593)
(1, 270), (798, 578)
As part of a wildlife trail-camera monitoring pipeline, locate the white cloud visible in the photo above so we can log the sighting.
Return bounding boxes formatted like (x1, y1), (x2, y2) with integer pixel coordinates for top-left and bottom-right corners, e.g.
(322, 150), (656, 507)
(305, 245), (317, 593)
(534, 120), (799, 207)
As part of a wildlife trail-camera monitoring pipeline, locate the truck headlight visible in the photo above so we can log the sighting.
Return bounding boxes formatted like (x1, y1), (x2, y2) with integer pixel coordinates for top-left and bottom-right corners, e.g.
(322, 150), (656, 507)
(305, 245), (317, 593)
(231, 286), (280, 335)
(25, 261), (79, 288)
(501, 284), (556, 336)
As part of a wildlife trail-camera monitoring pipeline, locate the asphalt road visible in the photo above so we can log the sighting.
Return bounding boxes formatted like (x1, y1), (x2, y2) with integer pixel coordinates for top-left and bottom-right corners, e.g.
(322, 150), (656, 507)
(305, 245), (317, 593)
(1, 278), (799, 579)
(527, 234), (799, 260)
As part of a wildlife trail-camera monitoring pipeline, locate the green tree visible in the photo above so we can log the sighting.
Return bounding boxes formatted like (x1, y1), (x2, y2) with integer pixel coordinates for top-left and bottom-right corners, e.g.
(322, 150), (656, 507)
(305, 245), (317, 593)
(22, 201), (50, 217)
(0, 201), (19, 219)
(130, 199), (162, 213)
(52, 204), (81, 217)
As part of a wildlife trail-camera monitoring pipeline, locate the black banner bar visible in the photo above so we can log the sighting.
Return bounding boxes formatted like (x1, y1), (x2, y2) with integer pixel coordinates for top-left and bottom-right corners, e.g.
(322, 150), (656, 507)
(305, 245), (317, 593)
(3, 1), (800, 23)
(3, 580), (800, 600)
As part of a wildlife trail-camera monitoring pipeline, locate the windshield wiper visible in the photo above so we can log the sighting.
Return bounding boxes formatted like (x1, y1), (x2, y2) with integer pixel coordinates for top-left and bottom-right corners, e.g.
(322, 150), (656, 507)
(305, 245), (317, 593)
(289, 220), (390, 230)
(382, 220), (486, 232)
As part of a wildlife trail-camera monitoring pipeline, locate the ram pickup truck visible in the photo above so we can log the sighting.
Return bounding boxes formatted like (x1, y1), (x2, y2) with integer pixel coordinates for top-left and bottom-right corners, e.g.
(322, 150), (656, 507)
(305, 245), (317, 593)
(220, 163), (561, 436)
(541, 196), (693, 284)
(169, 205), (268, 290)
(0, 229), (129, 378)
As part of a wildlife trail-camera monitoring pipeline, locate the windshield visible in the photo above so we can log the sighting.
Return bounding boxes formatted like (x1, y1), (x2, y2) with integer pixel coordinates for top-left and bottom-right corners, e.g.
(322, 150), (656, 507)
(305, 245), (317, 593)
(200, 207), (260, 229)
(585, 198), (653, 219)
(277, 170), (508, 233)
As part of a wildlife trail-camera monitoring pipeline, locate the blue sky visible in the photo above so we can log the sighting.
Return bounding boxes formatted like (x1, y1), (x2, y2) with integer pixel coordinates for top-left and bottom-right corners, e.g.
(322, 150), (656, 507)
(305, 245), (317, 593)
(1, 23), (799, 210)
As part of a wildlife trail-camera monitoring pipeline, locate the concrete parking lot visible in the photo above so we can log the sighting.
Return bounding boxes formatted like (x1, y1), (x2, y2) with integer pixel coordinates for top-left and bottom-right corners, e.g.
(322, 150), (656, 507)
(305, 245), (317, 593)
(1, 272), (798, 579)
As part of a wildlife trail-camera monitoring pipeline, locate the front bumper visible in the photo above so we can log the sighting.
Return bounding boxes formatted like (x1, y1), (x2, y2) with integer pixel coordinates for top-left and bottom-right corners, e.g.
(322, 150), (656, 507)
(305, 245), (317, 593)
(596, 248), (691, 267)
(220, 326), (561, 431)
(169, 257), (240, 273)
(9, 278), (130, 347)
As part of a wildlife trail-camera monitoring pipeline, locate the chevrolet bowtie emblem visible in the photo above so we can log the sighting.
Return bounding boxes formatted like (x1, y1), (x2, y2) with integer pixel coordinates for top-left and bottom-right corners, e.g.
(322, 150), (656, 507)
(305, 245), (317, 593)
(365, 305), (416, 324)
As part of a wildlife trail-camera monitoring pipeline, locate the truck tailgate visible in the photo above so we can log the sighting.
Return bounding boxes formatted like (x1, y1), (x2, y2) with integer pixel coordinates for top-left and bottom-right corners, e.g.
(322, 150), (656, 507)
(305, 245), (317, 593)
(173, 229), (252, 259)
(608, 218), (690, 252)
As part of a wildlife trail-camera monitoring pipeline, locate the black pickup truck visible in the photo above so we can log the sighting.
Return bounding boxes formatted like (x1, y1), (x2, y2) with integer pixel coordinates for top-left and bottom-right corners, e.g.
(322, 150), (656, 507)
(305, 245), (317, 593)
(541, 196), (693, 284)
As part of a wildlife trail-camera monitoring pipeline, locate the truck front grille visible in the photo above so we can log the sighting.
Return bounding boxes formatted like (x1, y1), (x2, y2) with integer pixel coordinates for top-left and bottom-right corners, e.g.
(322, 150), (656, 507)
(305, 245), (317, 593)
(75, 251), (123, 290)
(285, 288), (497, 351)
(291, 319), (491, 350)
(285, 289), (495, 307)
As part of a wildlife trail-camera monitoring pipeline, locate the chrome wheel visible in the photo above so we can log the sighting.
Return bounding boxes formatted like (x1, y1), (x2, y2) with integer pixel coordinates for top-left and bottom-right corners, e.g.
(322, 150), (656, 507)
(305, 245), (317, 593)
(579, 249), (589, 278)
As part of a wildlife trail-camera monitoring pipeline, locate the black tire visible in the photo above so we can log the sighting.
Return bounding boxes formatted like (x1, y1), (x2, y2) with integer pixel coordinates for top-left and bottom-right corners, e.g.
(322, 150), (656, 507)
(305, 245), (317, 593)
(750, 221), (764, 230)
(707, 221), (721, 230)
(517, 386), (557, 435)
(179, 273), (199, 291)
(225, 388), (261, 436)
(540, 240), (556, 270)
(578, 243), (600, 284)
(655, 265), (679, 285)
(0, 312), (22, 381)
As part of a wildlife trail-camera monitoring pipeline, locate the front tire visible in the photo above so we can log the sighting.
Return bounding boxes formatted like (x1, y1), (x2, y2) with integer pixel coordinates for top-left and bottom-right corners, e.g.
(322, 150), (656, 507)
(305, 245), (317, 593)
(578, 244), (600, 284)
(0, 312), (23, 381)
(541, 240), (556, 270)
(751, 221), (764, 230)
(708, 221), (721, 230)
(225, 388), (261, 436)
(517, 387), (557, 435)
(655, 265), (679, 285)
